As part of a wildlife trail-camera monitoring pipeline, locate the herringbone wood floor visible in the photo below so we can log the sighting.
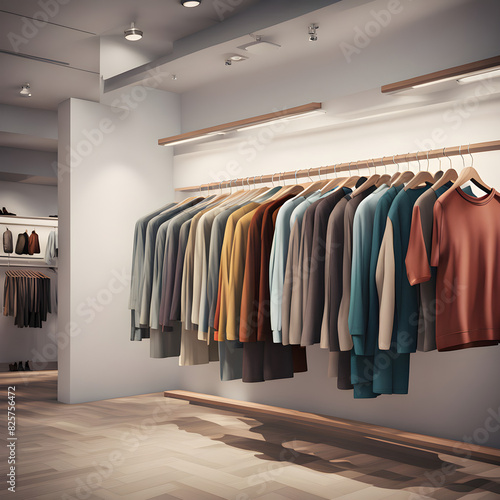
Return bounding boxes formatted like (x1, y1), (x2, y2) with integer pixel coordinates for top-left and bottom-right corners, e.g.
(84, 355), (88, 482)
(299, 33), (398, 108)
(1, 371), (500, 499)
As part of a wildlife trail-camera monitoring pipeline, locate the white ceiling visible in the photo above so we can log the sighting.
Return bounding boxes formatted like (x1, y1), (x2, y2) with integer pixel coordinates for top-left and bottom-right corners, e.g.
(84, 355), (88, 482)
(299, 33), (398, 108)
(0, 0), (264, 110)
(0, 0), (498, 166)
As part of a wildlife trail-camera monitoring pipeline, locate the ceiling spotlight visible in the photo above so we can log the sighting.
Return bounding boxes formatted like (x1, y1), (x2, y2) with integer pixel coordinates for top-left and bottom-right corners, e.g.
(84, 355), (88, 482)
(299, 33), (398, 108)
(181, 0), (201, 7)
(225, 54), (248, 65)
(124, 22), (143, 41)
(20, 84), (31, 97)
(308, 24), (319, 42)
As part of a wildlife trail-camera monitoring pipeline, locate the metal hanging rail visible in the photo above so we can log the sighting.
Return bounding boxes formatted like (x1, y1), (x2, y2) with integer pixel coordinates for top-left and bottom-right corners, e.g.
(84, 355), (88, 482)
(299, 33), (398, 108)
(175, 139), (500, 192)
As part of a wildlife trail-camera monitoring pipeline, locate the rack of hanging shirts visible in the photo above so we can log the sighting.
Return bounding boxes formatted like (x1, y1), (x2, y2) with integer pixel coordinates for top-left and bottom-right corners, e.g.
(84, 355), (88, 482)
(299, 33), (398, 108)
(130, 139), (500, 397)
(3, 269), (52, 328)
(174, 139), (500, 192)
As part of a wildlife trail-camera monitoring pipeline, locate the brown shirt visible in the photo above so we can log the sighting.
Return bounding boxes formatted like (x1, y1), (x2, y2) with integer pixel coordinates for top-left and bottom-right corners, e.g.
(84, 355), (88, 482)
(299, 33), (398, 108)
(431, 187), (500, 351)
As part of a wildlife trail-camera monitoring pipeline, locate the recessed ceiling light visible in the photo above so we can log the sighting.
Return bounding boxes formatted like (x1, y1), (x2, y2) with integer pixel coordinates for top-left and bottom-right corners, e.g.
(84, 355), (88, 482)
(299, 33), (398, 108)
(124, 22), (143, 41)
(20, 84), (31, 97)
(181, 0), (201, 7)
(225, 54), (248, 66)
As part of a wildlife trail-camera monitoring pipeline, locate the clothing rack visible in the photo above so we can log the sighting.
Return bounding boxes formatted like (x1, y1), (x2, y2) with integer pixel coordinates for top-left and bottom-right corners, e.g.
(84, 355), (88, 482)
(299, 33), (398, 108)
(0, 261), (54, 268)
(5, 269), (49, 279)
(175, 139), (500, 192)
(0, 221), (58, 229)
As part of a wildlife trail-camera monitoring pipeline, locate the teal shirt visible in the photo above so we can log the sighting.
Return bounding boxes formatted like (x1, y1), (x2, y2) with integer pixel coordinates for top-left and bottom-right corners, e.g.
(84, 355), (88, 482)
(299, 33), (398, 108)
(367, 185), (410, 395)
(388, 184), (432, 353)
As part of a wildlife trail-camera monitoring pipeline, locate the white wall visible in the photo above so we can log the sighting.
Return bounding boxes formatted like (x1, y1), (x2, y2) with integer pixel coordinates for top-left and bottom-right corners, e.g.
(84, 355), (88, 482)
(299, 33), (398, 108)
(57, 89), (182, 404)
(0, 104), (57, 141)
(0, 147), (57, 178)
(168, 0), (500, 449)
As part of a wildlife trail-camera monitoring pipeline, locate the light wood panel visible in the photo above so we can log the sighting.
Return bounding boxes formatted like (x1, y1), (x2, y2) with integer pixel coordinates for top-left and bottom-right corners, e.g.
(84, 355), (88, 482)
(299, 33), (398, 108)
(381, 55), (500, 93)
(158, 102), (322, 146)
(164, 390), (500, 466)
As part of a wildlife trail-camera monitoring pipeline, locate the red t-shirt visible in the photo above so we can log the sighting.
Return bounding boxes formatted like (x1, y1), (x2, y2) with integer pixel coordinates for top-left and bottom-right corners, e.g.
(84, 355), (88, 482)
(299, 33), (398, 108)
(431, 187), (500, 351)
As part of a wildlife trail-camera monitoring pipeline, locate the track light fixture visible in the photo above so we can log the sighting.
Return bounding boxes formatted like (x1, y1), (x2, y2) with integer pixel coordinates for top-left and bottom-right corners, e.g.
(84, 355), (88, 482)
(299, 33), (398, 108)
(308, 24), (319, 42)
(124, 22), (143, 41)
(181, 0), (201, 7)
(20, 84), (31, 97)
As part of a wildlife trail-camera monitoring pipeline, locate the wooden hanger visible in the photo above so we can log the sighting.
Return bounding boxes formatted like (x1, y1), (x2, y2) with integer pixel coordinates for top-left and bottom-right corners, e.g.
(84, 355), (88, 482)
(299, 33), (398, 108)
(320, 164), (348, 194)
(241, 176), (270, 201)
(404, 152), (434, 191)
(392, 153), (415, 187)
(447, 145), (491, 194)
(384, 155), (400, 185)
(297, 167), (330, 198)
(371, 158), (391, 187)
(332, 162), (359, 189)
(377, 174), (391, 186)
(352, 160), (380, 197)
(274, 172), (304, 198)
(431, 148), (458, 192)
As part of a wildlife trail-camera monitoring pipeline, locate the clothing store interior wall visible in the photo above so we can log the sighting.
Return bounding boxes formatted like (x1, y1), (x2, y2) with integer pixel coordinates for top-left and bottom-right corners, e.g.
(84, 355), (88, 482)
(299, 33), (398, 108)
(2, 0), (500, 448)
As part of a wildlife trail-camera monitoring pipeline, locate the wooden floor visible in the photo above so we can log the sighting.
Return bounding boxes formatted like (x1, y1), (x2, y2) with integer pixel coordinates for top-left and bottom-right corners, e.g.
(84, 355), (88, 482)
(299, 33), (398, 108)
(1, 372), (500, 500)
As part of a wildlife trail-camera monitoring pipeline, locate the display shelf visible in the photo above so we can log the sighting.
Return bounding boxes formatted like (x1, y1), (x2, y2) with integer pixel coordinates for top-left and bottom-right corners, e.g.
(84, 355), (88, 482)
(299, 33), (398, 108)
(165, 390), (500, 465)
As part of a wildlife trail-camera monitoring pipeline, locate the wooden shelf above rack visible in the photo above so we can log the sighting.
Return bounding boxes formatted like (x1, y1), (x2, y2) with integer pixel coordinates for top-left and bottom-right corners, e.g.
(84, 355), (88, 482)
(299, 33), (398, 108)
(158, 102), (322, 146)
(381, 54), (500, 93)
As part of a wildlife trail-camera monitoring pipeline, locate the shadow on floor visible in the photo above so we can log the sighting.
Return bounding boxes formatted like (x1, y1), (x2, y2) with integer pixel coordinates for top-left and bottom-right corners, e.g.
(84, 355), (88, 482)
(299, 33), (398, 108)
(165, 411), (500, 498)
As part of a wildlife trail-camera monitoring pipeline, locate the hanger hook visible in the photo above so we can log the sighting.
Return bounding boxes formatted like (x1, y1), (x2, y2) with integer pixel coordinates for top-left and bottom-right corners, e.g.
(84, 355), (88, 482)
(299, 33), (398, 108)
(443, 147), (452, 169)
(426, 150), (430, 171)
(307, 167), (313, 182)
(415, 151), (421, 172)
(406, 153), (411, 170)
(282, 172), (286, 186)
(294, 170), (298, 184)
(459, 145), (465, 168)
(317, 166), (322, 181)
(468, 143), (473, 167)
(271, 173), (276, 187)
(347, 162), (352, 177)
(392, 154), (399, 172)
(333, 164), (337, 178)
